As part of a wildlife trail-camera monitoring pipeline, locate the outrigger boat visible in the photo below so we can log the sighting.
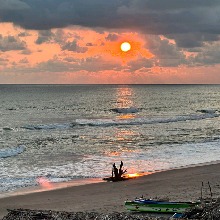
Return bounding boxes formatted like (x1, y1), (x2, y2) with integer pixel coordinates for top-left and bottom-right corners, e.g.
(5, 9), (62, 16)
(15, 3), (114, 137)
(125, 198), (200, 213)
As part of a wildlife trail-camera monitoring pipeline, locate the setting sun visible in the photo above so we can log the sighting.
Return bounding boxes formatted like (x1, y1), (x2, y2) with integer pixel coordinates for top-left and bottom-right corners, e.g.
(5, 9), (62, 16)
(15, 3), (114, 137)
(120, 42), (131, 52)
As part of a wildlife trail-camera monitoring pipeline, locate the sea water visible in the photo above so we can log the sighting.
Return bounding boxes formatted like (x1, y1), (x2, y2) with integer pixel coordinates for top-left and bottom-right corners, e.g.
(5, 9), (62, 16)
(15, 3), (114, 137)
(0, 84), (220, 194)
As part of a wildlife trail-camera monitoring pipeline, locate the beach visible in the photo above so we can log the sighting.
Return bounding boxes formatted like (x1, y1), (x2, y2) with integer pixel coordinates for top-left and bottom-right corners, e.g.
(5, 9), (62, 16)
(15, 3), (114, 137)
(1, 85), (220, 195)
(1, 162), (220, 219)
(1, 85), (220, 219)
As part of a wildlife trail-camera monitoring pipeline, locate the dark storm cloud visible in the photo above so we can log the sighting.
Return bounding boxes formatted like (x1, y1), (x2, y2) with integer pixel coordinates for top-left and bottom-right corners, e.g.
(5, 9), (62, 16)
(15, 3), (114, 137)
(1, 0), (220, 48)
(0, 0), (30, 10)
(189, 43), (220, 65)
(125, 35), (188, 70)
(131, 0), (220, 11)
(0, 0), (126, 30)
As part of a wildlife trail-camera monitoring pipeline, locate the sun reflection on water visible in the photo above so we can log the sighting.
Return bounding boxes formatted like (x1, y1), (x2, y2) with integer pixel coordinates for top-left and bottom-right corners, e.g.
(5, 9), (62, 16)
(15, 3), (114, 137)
(103, 86), (149, 176)
(37, 177), (53, 190)
(115, 128), (137, 141)
(116, 114), (135, 120)
(115, 87), (135, 109)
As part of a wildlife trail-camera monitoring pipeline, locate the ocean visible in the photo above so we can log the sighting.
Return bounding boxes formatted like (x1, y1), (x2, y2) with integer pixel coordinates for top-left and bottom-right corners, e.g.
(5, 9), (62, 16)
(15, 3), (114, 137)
(0, 84), (220, 194)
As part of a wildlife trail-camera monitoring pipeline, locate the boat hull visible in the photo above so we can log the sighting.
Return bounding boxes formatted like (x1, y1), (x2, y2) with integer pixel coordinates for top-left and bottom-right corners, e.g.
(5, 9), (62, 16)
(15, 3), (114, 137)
(125, 200), (199, 213)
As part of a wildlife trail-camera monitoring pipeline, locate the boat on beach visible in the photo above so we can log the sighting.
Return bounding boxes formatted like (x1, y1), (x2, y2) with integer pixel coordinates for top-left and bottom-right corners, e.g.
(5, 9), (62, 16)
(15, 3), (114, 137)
(125, 198), (200, 213)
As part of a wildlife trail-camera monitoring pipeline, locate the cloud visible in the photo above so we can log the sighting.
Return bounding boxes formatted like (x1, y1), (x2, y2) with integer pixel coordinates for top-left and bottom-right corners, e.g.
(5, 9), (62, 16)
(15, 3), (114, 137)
(167, 33), (220, 49)
(143, 35), (187, 67)
(2, 54), (123, 74)
(0, 57), (9, 64)
(105, 33), (119, 42)
(61, 40), (88, 53)
(189, 42), (220, 65)
(18, 31), (31, 37)
(127, 57), (153, 72)
(0, 0), (219, 49)
(0, 0), (30, 10)
(35, 30), (54, 44)
(19, 57), (29, 64)
(36, 59), (70, 72)
(0, 34), (26, 51)
(86, 42), (94, 46)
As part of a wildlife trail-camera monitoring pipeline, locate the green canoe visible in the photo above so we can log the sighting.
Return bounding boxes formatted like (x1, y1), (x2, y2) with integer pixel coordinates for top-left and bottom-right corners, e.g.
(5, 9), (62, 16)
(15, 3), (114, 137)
(125, 199), (200, 213)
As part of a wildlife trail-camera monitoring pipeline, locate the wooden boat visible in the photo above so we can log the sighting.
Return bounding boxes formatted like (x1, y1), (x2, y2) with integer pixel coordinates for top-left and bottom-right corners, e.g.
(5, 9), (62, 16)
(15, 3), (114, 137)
(125, 198), (200, 213)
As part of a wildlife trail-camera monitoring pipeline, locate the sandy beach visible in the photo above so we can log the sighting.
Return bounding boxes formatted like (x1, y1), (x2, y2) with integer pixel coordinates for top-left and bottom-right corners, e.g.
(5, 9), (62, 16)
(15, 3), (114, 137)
(0, 162), (220, 218)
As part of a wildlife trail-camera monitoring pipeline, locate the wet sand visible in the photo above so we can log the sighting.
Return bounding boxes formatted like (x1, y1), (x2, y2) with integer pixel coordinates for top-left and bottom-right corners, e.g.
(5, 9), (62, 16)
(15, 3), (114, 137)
(1, 163), (220, 219)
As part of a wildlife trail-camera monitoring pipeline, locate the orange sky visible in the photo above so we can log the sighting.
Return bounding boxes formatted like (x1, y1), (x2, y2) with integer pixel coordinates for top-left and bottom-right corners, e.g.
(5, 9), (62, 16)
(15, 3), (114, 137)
(1, 22), (220, 84)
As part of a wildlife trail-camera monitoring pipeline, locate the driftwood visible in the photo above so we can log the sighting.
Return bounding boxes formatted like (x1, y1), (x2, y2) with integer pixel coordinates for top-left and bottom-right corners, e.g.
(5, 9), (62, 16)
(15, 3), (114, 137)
(102, 176), (131, 182)
(103, 161), (127, 182)
(182, 198), (220, 219)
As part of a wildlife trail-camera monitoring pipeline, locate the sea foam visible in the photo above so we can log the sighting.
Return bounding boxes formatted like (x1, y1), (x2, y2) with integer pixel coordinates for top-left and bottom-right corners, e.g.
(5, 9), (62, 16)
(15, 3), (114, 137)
(0, 145), (25, 159)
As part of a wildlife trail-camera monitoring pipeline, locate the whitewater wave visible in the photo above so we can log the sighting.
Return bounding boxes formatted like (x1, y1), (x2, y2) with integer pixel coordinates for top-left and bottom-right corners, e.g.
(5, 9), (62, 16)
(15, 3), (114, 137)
(76, 112), (219, 127)
(0, 145), (25, 159)
(21, 111), (219, 130)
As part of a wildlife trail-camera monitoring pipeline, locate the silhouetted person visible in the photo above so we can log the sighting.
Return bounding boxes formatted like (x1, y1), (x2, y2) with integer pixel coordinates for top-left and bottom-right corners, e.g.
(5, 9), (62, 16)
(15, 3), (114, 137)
(112, 163), (119, 179)
(112, 163), (116, 177)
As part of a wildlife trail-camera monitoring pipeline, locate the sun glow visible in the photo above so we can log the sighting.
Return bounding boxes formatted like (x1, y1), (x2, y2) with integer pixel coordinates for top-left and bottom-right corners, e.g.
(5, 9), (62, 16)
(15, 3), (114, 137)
(120, 42), (131, 52)
(124, 173), (144, 178)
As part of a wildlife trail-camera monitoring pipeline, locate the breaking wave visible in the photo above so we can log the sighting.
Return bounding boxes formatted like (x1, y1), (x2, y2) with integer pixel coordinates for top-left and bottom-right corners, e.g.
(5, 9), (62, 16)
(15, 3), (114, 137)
(21, 110), (219, 130)
(76, 112), (219, 127)
(0, 145), (25, 159)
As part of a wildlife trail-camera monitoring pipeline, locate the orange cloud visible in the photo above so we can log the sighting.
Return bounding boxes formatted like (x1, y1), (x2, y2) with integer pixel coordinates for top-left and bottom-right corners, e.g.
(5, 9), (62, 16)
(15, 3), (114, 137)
(3, 22), (220, 84)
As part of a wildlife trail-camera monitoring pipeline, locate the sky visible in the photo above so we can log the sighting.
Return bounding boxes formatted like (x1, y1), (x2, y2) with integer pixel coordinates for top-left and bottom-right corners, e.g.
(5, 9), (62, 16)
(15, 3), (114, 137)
(1, 0), (220, 84)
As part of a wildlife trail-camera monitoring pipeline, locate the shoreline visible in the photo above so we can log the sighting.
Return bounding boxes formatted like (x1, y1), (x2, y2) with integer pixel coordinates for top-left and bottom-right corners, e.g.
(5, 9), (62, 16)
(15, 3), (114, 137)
(2, 159), (220, 199)
(1, 162), (220, 218)
(0, 178), (104, 199)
